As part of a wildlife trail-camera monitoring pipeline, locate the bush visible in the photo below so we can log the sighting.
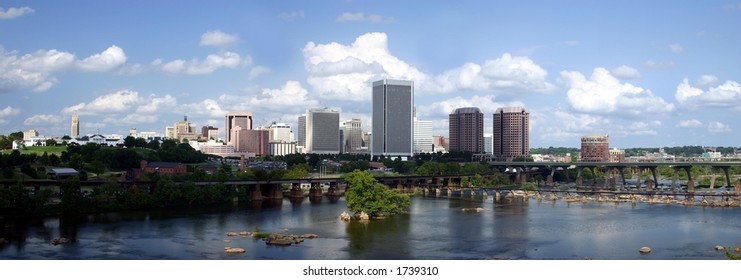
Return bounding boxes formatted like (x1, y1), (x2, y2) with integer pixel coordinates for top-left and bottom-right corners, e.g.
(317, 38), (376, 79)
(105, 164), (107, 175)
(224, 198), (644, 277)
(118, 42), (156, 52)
(344, 170), (410, 218)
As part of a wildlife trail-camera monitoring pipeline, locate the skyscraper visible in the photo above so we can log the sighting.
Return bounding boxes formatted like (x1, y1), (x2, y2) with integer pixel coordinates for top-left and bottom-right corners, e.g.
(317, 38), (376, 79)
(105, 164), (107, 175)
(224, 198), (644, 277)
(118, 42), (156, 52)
(342, 119), (364, 154)
(449, 107), (484, 154)
(306, 108), (340, 154)
(298, 115), (306, 148)
(224, 112), (253, 144)
(372, 79), (413, 158)
(413, 117), (432, 153)
(492, 106), (529, 161)
(268, 122), (293, 143)
(71, 113), (79, 138)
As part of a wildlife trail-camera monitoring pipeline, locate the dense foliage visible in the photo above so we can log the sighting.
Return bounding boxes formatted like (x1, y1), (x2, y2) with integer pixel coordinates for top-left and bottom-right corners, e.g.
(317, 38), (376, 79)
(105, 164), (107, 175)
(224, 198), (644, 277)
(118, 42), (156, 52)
(344, 170), (410, 218)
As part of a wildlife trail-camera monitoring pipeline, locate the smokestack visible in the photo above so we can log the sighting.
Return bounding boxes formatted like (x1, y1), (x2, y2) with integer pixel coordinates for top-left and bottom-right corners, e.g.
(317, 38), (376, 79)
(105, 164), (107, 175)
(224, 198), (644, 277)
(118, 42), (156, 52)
(240, 154), (245, 173)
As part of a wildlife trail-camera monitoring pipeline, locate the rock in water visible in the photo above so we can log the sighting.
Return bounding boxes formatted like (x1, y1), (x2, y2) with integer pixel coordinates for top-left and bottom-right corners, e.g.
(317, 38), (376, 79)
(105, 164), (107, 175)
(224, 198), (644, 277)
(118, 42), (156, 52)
(340, 211), (351, 222)
(714, 245), (724, 251)
(224, 247), (245, 253)
(639, 247), (651, 254)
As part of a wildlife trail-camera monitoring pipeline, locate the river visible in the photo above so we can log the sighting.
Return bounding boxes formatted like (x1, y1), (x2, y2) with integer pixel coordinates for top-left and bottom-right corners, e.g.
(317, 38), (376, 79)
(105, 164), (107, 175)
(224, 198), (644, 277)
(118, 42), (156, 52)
(1, 195), (739, 260)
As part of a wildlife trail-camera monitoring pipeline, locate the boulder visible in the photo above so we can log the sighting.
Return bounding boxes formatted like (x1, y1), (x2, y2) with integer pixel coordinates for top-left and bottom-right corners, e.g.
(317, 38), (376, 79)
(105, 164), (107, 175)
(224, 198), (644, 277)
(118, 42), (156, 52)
(358, 211), (370, 220)
(226, 232), (238, 236)
(714, 245), (725, 251)
(639, 247), (651, 254)
(51, 237), (70, 245)
(303, 233), (318, 239)
(224, 247), (245, 253)
(340, 211), (351, 222)
(239, 231), (250, 236)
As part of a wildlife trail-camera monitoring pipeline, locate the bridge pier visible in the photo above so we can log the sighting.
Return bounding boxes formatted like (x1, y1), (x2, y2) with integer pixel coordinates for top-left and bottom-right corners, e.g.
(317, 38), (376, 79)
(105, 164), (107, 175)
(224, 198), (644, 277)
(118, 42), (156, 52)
(309, 182), (323, 198)
(327, 182), (341, 197)
(289, 183), (304, 199)
(718, 166), (732, 187)
(264, 183), (282, 200)
(249, 185), (263, 201)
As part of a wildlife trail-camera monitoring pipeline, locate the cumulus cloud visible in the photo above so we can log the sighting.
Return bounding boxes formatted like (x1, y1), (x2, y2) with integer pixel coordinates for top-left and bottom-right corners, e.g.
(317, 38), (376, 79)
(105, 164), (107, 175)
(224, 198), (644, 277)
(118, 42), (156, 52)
(561, 68), (674, 115)
(178, 99), (227, 118)
(24, 114), (62, 125)
(61, 89), (177, 118)
(220, 81), (319, 113)
(415, 95), (521, 120)
(628, 120), (661, 135)
(675, 78), (741, 108)
(303, 32), (427, 101)
(697, 75), (719, 87)
(337, 12), (394, 23)
(136, 94), (177, 113)
(0, 106), (20, 117)
(248, 66), (271, 80)
(534, 110), (610, 142)
(199, 30), (238, 47)
(433, 53), (555, 94)
(611, 65), (641, 79)
(676, 119), (703, 128)
(0, 6), (34, 20)
(302, 32), (554, 101)
(156, 52), (248, 75)
(76, 45), (127, 72)
(708, 121), (731, 133)
(0, 47), (75, 92)
(279, 10), (304, 21)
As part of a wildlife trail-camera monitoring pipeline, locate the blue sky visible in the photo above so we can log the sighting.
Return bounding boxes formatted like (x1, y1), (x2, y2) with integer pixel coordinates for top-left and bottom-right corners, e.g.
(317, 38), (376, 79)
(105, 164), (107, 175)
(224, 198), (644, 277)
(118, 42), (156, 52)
(1, 0), (740, 148)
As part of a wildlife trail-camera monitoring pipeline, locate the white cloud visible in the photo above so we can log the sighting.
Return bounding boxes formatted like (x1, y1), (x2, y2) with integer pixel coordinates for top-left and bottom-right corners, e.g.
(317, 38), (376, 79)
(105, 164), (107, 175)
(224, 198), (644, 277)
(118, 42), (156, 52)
(302, 32), (554, 101)
(337, 12), (394, 23)
(61, 90), (177, 118)
(136, 94), (177, 113)
(303, 32), (428, 101)
(675, 78), (741, 108)
(199, 30), (238, 47)
(561, 68), (674, 115)
(0, 47), (75, 92)
(158, 52), (248, 75)
(76, 45), (127, 72)
(248, 66), (271, 80)
(279, 10), (305, 21)
(0, 106), (20, 117)
(708, 121), (731, 133)
(643, 60), (676, 69)
(628, 120), (661, 136)
(0, 6), (34, 20)
(416, 95), (521, 120)
(676, 119), (703, 128)
(433, 53), (555, 94)
(534, 110), (610, 142)
(121, 114), (158, 124)
(611, 65), (641, 79)
(668, 44), (684, 54)
(178, 99), (227, 118)
(24, 114), (62, 125)
(221, 81), (319, 113)
(697, 75), (719, 87)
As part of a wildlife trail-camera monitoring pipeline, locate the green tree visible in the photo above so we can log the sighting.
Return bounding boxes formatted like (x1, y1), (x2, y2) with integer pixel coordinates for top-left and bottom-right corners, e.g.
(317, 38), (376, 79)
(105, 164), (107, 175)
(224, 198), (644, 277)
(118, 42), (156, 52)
(344, 170), (410, 218)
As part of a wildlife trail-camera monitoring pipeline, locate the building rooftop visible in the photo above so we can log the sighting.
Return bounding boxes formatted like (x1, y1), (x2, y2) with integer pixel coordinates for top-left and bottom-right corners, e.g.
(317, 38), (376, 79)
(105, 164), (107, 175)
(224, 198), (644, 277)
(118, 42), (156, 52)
(452, 107), (482, 114)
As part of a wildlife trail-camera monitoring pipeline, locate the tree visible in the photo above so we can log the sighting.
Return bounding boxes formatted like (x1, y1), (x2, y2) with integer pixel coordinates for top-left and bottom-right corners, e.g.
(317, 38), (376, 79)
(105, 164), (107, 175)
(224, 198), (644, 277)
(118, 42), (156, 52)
(344, 170), (410, 218)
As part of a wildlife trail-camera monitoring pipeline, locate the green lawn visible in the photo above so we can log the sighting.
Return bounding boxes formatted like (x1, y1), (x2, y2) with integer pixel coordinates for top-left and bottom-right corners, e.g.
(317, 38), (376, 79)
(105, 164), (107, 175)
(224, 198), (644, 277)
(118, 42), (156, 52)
(2, 146), (67, 156)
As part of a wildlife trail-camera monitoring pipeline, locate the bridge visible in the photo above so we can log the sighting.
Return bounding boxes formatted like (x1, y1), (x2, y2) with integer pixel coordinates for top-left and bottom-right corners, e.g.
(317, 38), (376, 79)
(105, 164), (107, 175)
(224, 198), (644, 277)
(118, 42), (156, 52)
(487, 161), (741, 191)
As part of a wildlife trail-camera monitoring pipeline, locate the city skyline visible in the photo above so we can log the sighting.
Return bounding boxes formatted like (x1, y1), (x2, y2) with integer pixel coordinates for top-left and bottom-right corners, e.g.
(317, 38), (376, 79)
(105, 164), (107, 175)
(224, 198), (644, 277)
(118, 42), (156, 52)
(1, 1), (740, 148)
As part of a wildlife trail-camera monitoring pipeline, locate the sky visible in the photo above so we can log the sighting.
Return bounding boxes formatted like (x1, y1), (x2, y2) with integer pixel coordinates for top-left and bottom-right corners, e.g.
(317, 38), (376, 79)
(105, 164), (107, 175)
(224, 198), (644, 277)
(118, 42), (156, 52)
(0, 0), (740, 149)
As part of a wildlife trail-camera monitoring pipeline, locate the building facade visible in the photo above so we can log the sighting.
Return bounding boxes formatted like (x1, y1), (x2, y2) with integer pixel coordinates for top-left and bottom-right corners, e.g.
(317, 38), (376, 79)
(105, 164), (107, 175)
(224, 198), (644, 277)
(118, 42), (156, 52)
(269, 141), (297, 156)
(432, 135), (448, 153)
(298, 115), (306, 148)
(609, 148), (625, 163)
(71, 113), (80, 138)
(305, 108), (340, 154)
(224, 112), (253, 144)
(492, 106), (529, 161)
(269, 122), (293, 143)
(449, 107), (484, 154)
(484, 133), (493, 154)
(166, 116), (198, 141)
(342, 119), (364, 154)
(372, 79), (414, 158)
(413, 118), (433, 154)
(232, 126), (269, 156)
(580, 134), (609, 162)
(201, 125), (218, 140)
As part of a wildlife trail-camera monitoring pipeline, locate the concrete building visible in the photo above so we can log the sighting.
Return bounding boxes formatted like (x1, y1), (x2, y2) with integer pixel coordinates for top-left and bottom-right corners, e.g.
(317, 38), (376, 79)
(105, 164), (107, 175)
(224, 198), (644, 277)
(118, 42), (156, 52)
(201, 125), (218, 140)
(372, 79), (414, 158)
(609, 148), (625, 163)
(342, 119), (364, 154)
(224, 112), (253, 144)
(269, 122), (293, 143)
(269, 141), (297, 156)
(580, 134), (609, 162)
(305, 108), (340, 154)
(23, 129), (39, 140)
(413, 117), (433, 154)
(232, 126), (269, 156)
(484, 133), (493, 155)
(432, 135), (448, 153)
(449, 107), (484, 154)
(71, 114), (80, 138)
(298, 115), (306, 148)
(492, 106), (529, 161)
(165, 116), (198, 141)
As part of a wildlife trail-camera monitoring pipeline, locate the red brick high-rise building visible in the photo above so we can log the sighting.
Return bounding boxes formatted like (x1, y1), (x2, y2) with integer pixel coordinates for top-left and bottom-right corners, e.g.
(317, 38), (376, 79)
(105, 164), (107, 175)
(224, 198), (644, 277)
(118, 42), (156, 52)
(449, 107), (484, 154)
(492, 107), (529, 161)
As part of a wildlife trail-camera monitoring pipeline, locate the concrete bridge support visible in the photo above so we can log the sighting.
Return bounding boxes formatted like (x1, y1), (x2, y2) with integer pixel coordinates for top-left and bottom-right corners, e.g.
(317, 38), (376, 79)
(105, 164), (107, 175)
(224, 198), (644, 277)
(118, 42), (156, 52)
(309, 182), (323, 198)
(546, 168), (554, 187)
(718, 166), (732, 187)
(264, 183), (283, 200)
(289, 183), (304, 199)
(327, 182), (341, 197)
(249, 185), (263, 201)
